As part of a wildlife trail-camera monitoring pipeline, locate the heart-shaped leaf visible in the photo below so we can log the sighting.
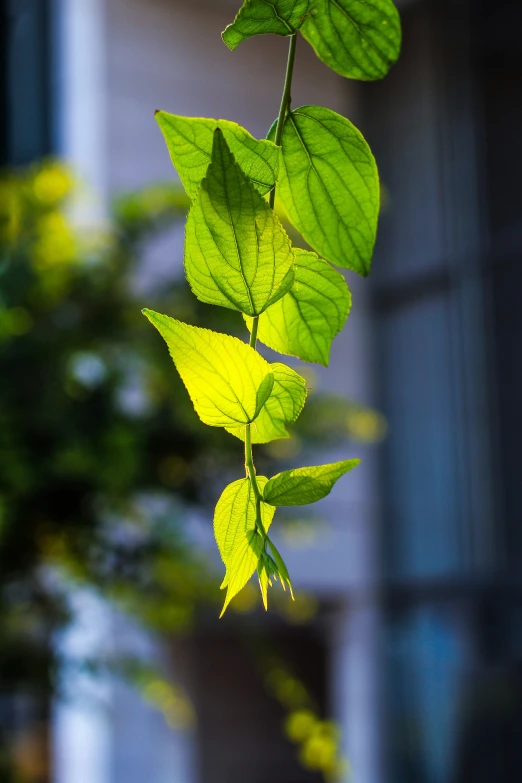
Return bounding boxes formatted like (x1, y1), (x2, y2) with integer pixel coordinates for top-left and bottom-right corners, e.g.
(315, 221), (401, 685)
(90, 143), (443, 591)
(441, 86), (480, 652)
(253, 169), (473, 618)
(269, 105), (379, 276)
(301, 0), (401, 81)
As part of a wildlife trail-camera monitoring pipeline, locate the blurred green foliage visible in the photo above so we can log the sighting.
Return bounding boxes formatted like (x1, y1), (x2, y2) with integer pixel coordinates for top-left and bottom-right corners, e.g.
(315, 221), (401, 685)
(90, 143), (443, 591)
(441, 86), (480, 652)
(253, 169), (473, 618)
(0, 162), (242, 663)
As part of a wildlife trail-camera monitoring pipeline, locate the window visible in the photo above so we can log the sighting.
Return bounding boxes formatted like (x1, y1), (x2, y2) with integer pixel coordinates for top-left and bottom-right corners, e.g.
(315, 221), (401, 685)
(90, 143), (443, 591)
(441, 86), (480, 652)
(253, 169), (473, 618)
(360, 0), (522, 780)
(0, 0), (53, 166)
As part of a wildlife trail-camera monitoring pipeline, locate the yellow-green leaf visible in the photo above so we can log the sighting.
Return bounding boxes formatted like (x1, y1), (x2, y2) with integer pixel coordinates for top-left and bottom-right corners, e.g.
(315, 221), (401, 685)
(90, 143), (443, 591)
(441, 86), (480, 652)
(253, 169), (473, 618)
(226, 362), (307, 443)
(257, 555), (271, 611)
(247, 249), (351, 366)
(223, 0), (309, 51)
(185, 130), (295, 317)
(301, 0), (401, 81)
(156, 111), (279, 198)
(142, 310), (274, 427)
(267, 538), (294, 598)
(264, 459), (360, 505)
(220, 529), (265, 616)
(269, 105), (379, 276)
(214, 476), (274, 568)
(215, 476), (277, 615)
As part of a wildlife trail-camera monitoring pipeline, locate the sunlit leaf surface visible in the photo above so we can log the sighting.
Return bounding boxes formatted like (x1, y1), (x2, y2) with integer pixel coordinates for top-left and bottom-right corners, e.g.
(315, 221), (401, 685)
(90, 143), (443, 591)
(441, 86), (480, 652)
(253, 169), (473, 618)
(247, 249), (351, 365)
(214, 476), (275, 614)
(156, 111), (279, 197)
(223, 0), (309, 50)
(264, 459), (360, 505)
(301, 0), (401, 81)
(270, 105), (379, 276)
(226, 362), (307, 443)
(142, 310), (274, 427)
(185, 130), (295, 316)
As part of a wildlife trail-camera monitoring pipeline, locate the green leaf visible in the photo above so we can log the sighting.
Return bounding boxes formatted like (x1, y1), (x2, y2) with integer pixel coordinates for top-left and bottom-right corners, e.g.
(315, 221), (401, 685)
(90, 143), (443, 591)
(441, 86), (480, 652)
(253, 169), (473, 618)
(226, 362), (307, 443)
(156, 111), (280, 198)
(142, 310), (274, 427)
(223, 0), (310, 51)
(257, 547), (290, 610)
(214, 476), (274, 568)
(220, 529), (265, 616)
(257, 554), (272, 611)
(246, 249), (351, 365)
(301, 0), (401, 81)
(263, 459), (360, 505)
(269, 105), (379, 276)
(267, 537), (294, 597)
(185, 130), (295, 317)
(216, 476), (277, 615)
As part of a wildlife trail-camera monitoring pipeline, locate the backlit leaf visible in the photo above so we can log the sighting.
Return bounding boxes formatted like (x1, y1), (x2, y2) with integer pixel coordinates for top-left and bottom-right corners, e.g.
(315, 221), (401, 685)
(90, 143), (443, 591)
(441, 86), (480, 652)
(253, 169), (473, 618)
(220, 529), (265, 616)
(263, 459), (360, 505)
(257, 555), (272, 611)
(214, 476), (274, 568)
(223, 0), (309, 50)
(226, 362), (307, 443)
(185, 130), (295, 316)
(269, 105), (379, 276)
(218, 476), (278, 615)
(268, 537), (294, 597)
(301, 0), (401, 81)
(156, 111), (280, 197)
(142, 310), (274, 427)
(247, 249), (351, 365)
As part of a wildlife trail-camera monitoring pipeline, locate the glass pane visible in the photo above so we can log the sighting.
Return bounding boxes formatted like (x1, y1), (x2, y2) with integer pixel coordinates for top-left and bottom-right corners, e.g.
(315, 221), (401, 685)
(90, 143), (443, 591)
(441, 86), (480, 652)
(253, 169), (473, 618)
(379, 295), (463, 580)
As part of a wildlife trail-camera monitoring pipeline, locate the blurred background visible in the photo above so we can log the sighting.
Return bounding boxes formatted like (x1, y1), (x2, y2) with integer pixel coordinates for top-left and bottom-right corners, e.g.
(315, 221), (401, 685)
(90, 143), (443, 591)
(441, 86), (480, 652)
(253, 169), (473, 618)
(1, 0), (521, 782)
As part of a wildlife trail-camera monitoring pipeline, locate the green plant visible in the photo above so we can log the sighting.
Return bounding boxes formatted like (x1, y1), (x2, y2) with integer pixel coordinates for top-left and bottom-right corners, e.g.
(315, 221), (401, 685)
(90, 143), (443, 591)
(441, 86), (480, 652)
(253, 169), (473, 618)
(144, 0), (401, 614)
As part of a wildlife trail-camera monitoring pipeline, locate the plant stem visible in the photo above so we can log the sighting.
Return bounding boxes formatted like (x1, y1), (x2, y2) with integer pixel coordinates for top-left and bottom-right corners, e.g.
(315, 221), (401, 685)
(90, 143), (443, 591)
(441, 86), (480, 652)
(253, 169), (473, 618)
(245, 315), (259, 498)
(245, 416), (266, 537)
(249, 315), (259, 349)
(270, 33), (297, 210)
(246, 315), (260, 496)
(246, 34), (298, 541)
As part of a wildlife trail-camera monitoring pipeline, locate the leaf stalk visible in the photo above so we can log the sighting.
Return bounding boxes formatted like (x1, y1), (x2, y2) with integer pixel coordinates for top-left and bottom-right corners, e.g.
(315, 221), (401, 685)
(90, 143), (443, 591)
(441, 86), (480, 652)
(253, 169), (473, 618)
(246, 33), (298, 583)
(269, 33), (297, 209)
(246, 32), (297, 540)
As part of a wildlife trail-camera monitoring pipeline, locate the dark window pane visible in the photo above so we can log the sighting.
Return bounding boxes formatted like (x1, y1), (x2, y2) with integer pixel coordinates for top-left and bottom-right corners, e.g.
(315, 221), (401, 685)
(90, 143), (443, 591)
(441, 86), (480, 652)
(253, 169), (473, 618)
(0, 0), (52, 166)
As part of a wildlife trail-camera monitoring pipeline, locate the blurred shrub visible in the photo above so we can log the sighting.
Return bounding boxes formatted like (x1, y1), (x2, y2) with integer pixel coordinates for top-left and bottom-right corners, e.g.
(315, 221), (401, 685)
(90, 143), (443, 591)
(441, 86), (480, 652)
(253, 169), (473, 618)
(0, 161), (243, 693)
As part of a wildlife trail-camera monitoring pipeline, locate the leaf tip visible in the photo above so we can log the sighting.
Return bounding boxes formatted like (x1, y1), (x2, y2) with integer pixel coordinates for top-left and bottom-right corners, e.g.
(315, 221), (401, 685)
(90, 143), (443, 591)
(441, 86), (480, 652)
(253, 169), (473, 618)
(154, 109), (161, 117)
(221, 27), (238, 52)
(219, 592), (231, 618)
(360, 260), (372, 278)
